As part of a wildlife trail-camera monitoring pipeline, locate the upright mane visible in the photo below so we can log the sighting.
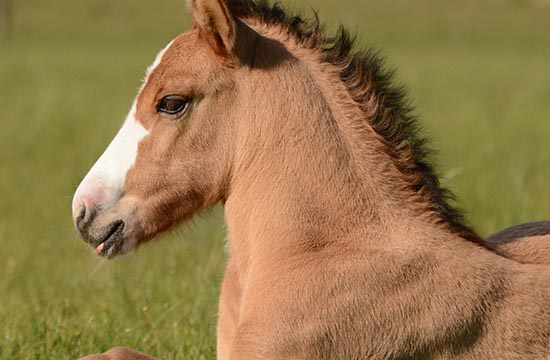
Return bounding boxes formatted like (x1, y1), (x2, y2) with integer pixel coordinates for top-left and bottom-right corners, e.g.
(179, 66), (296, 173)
(230, 0), (483, 244)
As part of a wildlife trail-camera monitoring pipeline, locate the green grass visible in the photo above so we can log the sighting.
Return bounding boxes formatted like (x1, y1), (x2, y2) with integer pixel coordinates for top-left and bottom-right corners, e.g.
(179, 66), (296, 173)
(0, 0), (549, 358)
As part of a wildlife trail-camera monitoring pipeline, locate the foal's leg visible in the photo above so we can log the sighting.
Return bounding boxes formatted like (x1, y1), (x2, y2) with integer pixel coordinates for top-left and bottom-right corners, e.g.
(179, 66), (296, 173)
(78, 264), (245, 360)
(485, 220), (550, 265)
(78, 347), (156, 360)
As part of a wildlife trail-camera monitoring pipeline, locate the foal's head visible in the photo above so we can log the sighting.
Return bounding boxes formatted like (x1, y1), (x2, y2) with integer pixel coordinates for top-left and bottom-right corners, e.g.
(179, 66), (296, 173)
(73, 0), (481, 257)
(73, 0), (260, 257)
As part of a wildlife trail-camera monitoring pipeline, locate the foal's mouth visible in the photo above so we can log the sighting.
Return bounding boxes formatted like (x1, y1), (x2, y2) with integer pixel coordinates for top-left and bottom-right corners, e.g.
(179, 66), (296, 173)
(94, 220), (125, 258)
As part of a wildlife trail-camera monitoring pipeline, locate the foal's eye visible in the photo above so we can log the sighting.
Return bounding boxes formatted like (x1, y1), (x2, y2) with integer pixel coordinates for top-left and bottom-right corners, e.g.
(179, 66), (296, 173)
(157, 96), (189, 115)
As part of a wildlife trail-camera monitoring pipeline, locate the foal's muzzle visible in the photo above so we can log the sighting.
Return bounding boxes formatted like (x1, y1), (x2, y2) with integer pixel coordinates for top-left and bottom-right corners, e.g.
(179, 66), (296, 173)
(74, 203), (126, 258)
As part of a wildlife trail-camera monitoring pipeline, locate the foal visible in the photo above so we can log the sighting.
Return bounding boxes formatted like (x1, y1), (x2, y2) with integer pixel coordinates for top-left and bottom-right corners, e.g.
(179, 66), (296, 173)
(74, 0), (550, 359)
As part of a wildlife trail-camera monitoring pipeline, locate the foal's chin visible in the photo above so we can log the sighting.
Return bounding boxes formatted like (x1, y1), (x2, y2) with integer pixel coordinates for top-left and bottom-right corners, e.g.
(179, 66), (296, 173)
(77, 204), (146, 259)
(95, 229), (140, 259)
(82, 219), (139, 259)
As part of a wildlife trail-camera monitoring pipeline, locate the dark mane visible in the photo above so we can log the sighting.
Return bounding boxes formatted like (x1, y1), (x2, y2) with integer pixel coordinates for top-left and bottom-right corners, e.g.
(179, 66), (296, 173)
(229, 0), (483, 244)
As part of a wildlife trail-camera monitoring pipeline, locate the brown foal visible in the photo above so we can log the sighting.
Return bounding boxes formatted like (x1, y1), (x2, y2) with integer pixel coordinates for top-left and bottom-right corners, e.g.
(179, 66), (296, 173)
(73, 1), (550, 359)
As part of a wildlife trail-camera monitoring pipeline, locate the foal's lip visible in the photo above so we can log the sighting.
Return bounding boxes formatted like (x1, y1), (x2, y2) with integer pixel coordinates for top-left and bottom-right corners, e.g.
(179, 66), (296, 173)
(95, 220), (125, 258)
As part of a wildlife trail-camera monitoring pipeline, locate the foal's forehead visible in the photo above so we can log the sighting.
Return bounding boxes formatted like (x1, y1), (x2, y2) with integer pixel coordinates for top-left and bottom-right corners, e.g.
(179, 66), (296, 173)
(146, 30), (205, 77)
(134, 30), (205, 128)
(142, 31), (199, 87)
(143, 40), (175, 85)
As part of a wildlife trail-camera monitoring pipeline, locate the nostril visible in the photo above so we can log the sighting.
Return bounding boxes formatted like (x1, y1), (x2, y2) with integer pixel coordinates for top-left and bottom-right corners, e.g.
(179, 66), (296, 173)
(75, 205), (86, 224)
(75, 203), (95, 235)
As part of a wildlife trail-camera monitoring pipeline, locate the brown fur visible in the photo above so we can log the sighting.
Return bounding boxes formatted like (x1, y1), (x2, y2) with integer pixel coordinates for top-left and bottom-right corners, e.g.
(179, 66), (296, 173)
(77, 0), (550, 359)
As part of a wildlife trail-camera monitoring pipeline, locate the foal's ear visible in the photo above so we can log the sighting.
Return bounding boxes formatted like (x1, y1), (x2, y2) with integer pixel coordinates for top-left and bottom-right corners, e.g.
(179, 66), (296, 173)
(187, 0), (237, 57)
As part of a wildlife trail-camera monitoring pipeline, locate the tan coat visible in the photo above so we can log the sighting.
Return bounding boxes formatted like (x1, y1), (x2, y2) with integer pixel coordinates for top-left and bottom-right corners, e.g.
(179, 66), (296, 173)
(77, 1), (550, 359)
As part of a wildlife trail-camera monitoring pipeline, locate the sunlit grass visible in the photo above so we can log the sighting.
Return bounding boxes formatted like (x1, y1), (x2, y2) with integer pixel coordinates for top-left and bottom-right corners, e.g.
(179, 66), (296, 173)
(0, 0), (549, 358)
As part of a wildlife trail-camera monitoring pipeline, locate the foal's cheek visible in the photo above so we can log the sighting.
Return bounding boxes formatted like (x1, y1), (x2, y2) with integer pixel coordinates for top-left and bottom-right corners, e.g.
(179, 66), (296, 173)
(120, 122), (221, 239)
(123, 142), (163, 196)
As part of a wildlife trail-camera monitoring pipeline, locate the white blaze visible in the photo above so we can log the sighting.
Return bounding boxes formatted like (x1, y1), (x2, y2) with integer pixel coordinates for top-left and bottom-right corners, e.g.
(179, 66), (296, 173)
(72, 40), (175, 218)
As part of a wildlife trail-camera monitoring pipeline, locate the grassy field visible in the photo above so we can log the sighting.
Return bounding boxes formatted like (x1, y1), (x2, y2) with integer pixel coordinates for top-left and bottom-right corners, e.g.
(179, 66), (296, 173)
(1, 0), (549, 358)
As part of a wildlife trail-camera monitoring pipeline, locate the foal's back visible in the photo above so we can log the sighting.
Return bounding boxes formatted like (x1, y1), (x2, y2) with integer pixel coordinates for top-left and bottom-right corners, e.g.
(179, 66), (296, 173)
(486, 221), (550, 265)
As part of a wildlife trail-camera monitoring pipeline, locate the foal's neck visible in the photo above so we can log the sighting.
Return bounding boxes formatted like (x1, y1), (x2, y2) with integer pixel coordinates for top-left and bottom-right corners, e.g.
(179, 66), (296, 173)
(224, 26), (469, 278)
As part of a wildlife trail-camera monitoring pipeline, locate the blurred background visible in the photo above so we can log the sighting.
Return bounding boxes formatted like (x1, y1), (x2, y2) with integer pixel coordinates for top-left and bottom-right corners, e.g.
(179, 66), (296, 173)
(0, 0), (549, 358)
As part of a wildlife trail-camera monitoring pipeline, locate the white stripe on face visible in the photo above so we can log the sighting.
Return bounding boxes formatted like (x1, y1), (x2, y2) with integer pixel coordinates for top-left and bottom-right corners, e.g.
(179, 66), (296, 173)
(72, 40), (174, 219)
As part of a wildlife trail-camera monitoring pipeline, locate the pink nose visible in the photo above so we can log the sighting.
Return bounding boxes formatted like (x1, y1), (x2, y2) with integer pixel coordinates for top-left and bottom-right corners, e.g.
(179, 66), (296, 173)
(72, 184), (119, 221)
(72, 192), (100, 221)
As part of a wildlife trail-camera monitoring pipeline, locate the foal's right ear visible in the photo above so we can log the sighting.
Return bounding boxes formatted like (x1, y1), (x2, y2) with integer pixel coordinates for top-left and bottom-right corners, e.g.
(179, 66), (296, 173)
(187, 0), (237, 57)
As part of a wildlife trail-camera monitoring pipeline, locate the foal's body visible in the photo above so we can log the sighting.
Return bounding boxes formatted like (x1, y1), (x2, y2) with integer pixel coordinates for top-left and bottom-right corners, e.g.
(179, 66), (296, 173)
(81, 222), (550, 359)
(74, 1), (550, 359)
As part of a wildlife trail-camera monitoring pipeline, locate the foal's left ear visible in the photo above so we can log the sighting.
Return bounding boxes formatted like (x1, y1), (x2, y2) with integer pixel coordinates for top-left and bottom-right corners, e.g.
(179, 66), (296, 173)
(187, 0), (237, 57)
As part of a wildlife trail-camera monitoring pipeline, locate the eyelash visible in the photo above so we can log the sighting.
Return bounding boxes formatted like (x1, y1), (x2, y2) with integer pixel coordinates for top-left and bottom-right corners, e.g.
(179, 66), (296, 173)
(157, 96), (190, 115)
